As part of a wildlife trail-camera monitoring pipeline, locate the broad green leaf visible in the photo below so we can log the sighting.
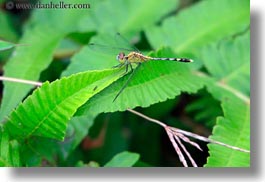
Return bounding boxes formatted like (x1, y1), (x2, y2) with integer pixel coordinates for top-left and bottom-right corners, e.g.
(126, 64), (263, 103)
(0, 0), (90, 122)
(205, 97), (250, 167)
(0, 126), (20, 167)
(24, 0), (92, 31)
(76, 47), (204, 115)
(61, 34), (121, 77)
(145, 0), (249, 54)
(5, 69), (123, 141)
(104, 151), (139, 167)
(201, 30), (250, 96)
(78, 0), (179, 34)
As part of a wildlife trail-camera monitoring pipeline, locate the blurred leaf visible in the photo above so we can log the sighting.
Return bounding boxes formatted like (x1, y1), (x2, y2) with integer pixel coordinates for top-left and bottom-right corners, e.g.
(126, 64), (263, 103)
(143, 97), (178, 119)
(201, 30), (250, 97)
(186, 90), (222, 128)
(61, 34), (120, 77)
(205, 97), (250, 167)
(86, 113), (128, 165)
(67, 114), (96, 151)
(128, 116), (161, 165)
(0, 11), (18, 42)
(0, 126), (20, 167)
(145, 0), (249, 54)
(79, 0), (179, 34)
(104, 151), (139, 167)
(5, 69), (122, 141)
(76, 47), (204, 115)
(53, 39), (81, 59)
(0, 0), (90, 122)
(75, 161), (100, 167)
(134, 160), (152, 167)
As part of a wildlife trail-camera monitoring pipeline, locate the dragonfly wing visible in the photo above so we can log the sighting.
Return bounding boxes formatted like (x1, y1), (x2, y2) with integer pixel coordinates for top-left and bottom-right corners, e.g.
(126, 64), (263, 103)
(115, 33), (141, 53)
(88, 43), (135, 55)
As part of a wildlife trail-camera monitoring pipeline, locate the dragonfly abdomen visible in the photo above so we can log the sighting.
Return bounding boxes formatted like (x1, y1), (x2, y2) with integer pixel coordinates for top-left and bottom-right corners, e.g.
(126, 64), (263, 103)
(151, 57), (193, 62)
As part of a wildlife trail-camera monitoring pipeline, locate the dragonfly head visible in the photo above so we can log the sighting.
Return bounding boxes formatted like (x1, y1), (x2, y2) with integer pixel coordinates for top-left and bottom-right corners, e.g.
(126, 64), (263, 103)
(116, 52), (126, 63)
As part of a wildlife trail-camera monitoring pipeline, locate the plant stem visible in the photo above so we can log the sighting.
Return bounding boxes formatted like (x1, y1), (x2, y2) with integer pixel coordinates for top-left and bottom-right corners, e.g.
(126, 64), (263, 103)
(0, 76), (42, 86)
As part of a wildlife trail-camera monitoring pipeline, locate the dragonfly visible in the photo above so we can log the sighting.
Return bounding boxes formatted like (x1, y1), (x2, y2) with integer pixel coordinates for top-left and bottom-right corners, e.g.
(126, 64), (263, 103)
(88, 33), (193, 102)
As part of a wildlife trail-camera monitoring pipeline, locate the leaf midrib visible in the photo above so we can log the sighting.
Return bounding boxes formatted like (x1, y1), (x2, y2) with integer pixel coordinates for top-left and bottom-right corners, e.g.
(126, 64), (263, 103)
(221, 62), (249, 83)
(25, 84), (93, 139)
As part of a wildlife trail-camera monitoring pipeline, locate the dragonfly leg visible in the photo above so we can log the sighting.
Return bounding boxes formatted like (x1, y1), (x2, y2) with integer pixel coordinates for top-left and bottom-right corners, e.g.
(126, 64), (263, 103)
(113, 63), (141, 102)
(120, 64), (129, 76)
(129, 63), (134, 73)
(125, 63), (129, 73)
(112, 63), (124, 68)
(120, 61), (130, 76)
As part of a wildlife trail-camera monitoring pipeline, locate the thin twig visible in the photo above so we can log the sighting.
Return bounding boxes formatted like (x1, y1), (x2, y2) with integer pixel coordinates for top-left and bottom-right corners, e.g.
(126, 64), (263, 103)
(174, 131), (203, 151)
(170, 127), (250, 153)
(173, 134), (198, 167)
(127, 108), (166, 127)
(127, 108), (250, 153)
(165, 128), (188, 167)
(0, 76), (42, 86)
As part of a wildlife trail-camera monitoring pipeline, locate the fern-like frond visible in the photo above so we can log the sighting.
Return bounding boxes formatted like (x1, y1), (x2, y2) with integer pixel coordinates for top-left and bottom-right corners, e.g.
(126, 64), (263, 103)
(205, 97), (250, 167)
(5, 69), (122, 140)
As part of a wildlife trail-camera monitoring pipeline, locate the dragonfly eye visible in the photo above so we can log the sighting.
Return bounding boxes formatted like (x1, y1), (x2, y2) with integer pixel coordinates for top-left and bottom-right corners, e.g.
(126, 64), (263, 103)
(116, 54), (120, 61)
(116, 52), (125, 61)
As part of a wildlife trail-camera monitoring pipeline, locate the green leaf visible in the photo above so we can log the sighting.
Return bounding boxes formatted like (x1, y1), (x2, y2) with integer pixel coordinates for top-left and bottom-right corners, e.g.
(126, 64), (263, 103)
(201, 30), (250, 96)
(145, 0), (249, 54)
(78, 0), (179, 34)
(0, 126), (20, 167)
(0, 11), (18, 42)
(61, 34), (121, 77)
(186, 90), (222, 128)
(76, 47), (204, 115)
(5, 69), (122, 141)
(104, 151), (139, 167)
(0, 0), (90, 122)
(205, 97), (250, 167)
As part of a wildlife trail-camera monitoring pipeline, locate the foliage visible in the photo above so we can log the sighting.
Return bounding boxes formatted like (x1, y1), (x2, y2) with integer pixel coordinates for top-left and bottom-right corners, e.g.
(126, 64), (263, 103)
(205, 97), (250, 167)
(0, 126), (20, 166)
(0, 0), (250, 167)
